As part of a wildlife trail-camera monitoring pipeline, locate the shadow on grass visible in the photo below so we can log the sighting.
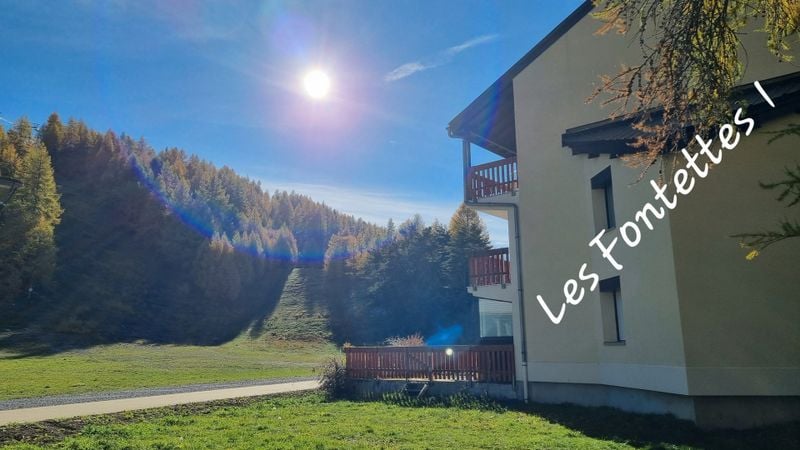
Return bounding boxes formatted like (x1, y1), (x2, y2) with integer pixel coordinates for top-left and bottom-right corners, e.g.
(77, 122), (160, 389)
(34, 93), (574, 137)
(522, 401), (799, 450)
(352, 391), (800, 450)
(0, 266), (293, 358)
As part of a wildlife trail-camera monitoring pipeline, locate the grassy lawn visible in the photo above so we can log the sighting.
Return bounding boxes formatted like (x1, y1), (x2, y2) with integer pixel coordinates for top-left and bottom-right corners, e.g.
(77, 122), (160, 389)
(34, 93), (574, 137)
(0, 268), (340, 401)
(2, 392), (797, 449)
(0, 337), (339, 401)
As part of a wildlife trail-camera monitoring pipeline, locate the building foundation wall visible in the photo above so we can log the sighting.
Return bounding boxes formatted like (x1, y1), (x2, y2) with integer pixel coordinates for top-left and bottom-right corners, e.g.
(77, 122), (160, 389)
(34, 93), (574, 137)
(527, 381), (800, 429)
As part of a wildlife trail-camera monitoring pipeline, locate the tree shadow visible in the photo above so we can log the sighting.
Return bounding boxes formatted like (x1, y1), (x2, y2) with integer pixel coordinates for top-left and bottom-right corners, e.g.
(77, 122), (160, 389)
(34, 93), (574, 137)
(246, 266), (295, 339)
(0, 265), (294, 358)
(517, 400), (799, 450)
(352, 392), (799, 449)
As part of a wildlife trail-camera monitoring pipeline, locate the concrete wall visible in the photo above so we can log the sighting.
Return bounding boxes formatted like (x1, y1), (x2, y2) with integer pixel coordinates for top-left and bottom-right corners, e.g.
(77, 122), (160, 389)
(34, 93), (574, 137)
(528, 381), (696, 422)
(349, 379), (518, 400)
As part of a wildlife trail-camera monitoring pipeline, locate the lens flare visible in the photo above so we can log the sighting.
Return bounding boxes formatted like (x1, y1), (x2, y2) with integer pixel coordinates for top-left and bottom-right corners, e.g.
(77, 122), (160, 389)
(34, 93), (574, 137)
(303, 70), (330, 99)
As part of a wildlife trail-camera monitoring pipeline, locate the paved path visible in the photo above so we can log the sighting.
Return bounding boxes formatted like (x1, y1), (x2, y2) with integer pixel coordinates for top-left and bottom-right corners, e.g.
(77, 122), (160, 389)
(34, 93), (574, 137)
(0, 377), (317, 411)
(0, 380), (319, 426)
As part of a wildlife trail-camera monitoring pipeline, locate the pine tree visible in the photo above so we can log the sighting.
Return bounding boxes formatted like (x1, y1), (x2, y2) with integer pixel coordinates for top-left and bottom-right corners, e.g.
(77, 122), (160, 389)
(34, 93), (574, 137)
(444, 204), (490, 341)
(0, 136), (62, 304)
(385, 218), (396, 243)
(7, 117), (34, 156)
(17, 142), (63, 283)
(446, 204), (491, 288)
(40, 113), (64, 152)
(0, 127), (21, 177)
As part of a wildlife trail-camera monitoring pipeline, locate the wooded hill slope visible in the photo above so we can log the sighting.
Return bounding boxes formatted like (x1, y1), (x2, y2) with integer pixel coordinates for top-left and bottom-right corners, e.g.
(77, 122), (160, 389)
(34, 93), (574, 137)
(0, 114), (489, 350)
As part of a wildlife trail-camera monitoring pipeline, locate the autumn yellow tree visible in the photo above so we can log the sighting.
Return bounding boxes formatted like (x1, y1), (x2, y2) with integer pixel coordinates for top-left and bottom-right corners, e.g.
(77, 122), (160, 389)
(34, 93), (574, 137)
(591, 0), (800, 254)
(590, 0), (799, 168)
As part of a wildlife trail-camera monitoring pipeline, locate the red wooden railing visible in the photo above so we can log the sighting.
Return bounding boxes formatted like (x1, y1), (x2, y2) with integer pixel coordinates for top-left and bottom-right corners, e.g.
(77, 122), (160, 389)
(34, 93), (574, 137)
(469, 248), (511, 287)
(344, 345), (514, 384)
(467, 156), (518, 201)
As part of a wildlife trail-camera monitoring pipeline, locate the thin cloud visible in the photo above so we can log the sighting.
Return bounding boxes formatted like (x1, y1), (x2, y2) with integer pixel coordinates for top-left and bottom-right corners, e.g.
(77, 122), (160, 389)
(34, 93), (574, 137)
(258, 180), (455, 225)
(384, 33), (500, 82)
(446, 33), (499, 55)
(385, 61), (436, 82)
(256, 180), (508, 246)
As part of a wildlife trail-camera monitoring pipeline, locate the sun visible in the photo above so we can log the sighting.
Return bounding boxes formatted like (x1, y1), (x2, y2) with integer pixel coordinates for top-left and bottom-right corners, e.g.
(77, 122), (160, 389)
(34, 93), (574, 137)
(303, 69), (330, 99)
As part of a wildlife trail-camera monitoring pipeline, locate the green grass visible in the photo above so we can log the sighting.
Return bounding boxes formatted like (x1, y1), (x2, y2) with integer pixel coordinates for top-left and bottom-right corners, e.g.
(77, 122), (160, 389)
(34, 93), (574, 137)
(0, 337), (339, 401)
(2, 392), (797, 449)
(258, 267), (332, 342)
(0, 267), (340, 400)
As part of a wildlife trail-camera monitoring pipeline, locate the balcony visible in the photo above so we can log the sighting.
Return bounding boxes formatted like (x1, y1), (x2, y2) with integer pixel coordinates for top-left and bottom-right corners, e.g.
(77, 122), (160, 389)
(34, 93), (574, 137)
(467, 156), (518, 202)
(469, 248), (511, 288)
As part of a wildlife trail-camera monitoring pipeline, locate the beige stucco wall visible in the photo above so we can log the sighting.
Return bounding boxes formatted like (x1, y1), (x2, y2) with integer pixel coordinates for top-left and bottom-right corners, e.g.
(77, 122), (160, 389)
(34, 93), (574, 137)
(667, 115), (800, 396)
(670, 21), (800, 397)
(512, 10), (688, 395)
(509, 6), (799, 396)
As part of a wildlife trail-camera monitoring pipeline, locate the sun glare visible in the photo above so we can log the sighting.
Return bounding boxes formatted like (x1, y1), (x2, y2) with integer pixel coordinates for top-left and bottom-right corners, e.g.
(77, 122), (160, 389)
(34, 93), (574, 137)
(303, 70), (330, 99)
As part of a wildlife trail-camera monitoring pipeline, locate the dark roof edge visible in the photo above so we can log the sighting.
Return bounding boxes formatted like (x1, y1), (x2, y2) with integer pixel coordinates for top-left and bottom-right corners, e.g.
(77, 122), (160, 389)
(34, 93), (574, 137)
(563, 71), (800, 137)
(562, 71), (800, 155)
(448, 0), (594, 136)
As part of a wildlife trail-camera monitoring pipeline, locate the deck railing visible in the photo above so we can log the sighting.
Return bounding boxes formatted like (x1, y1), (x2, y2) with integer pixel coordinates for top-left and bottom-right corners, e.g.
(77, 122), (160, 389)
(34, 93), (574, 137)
(469, 248), (511, 287)
(467, 156), (518, 201)
(344, 345), (514, 384)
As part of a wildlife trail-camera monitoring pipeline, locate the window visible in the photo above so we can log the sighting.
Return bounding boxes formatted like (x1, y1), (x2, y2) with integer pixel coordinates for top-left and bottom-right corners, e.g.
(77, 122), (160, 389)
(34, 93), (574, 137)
(591, 166), (615, 232)
(478, 298), (513, 338)
(599, 276), (625, 344)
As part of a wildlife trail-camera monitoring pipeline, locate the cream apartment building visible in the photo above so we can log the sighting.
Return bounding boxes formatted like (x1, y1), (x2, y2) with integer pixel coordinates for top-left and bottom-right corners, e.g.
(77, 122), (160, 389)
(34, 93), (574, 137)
(450, 1), (800, 428)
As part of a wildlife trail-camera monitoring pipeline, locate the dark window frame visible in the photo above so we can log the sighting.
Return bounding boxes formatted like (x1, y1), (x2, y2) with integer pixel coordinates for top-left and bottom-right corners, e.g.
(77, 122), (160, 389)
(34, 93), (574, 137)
(591, 166), (616, 229)
(600, 276), (625, 344)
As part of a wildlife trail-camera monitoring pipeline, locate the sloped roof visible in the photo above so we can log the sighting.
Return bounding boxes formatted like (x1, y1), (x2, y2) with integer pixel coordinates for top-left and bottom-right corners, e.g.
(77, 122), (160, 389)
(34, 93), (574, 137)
(447, 1), (594, 157)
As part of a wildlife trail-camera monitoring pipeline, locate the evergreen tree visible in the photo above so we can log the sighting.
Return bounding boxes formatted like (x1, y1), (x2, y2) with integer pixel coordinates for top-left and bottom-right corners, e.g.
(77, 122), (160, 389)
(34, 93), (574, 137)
(6, 117), (34, 156)
(0, 127), (21, 177)
(0, 128), (62, 304)
(40, 113), (64, 152)
(446, 204), (491, 289)
(385, 218), (396, 243)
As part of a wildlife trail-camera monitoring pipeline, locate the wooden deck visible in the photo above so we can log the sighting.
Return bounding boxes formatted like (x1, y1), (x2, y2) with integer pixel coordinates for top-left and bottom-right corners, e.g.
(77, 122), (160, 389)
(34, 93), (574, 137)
(344, 345), (515, 384)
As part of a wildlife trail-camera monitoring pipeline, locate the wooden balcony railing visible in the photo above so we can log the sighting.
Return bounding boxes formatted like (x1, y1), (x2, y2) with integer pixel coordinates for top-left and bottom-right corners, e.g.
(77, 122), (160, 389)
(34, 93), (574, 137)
(344, 345), (514, 384)
(469, 248), (511, 287)
(467, 156), (518, 201)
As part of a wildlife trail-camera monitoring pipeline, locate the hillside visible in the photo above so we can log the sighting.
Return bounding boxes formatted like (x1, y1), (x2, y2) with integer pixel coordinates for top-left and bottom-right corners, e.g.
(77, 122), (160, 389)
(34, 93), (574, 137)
(258, 267), (331, 342)
(0, 114), (485, 351)
(0, 115), (383, 348)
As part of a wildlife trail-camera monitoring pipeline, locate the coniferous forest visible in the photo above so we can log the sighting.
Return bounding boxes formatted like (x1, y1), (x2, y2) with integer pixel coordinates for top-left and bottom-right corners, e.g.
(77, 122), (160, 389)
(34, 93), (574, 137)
(0, 114), (490, 348)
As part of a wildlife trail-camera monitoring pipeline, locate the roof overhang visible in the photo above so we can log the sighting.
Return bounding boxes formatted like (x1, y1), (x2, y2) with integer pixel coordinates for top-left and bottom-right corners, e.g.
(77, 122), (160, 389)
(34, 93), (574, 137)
(447, 1), (594, 158)
(562, 71), (800, 156)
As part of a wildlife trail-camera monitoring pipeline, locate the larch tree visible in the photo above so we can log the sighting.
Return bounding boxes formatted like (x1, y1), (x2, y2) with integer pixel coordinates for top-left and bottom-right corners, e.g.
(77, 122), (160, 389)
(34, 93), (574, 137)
(40, 113), (64, 153)
(590, 0), (800, 254)
(590, 0), (799, 166)
(0, 120), (62, 303)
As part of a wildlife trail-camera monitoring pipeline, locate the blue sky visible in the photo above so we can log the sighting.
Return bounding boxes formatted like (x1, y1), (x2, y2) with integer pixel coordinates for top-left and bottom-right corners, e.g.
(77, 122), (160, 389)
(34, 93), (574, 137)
(0, 0), (583, 245)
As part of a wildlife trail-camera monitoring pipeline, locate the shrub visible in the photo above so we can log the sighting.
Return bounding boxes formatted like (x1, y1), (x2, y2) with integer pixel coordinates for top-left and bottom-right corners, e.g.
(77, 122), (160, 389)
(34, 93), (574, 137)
(385, 333), (424, 347)
(318, 357), (350, 399)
